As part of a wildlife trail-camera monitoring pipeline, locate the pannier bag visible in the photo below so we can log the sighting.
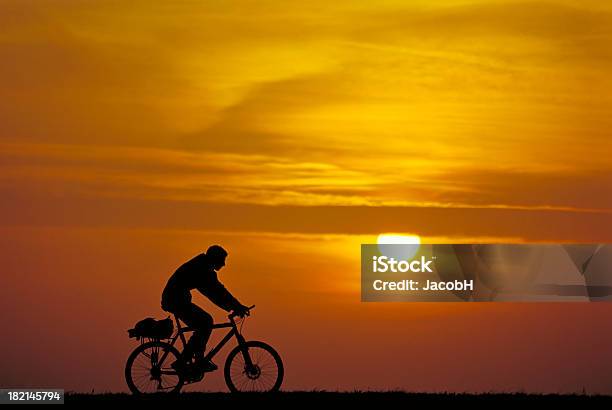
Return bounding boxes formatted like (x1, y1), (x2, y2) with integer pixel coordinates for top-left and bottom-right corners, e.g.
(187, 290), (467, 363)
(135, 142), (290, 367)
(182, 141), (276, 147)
(128, 317), (173, 340)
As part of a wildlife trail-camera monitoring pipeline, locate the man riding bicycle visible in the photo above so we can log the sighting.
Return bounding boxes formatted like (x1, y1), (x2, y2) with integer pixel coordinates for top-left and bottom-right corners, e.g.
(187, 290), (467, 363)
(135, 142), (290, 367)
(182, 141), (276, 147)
(161, 245), (250, 372)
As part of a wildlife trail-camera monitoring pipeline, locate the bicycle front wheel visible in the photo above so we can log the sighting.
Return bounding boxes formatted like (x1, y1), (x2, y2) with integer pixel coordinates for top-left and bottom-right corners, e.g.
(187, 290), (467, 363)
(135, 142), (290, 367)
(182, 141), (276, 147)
(224, 341), (284, 392)
(125, 341), (184, 395)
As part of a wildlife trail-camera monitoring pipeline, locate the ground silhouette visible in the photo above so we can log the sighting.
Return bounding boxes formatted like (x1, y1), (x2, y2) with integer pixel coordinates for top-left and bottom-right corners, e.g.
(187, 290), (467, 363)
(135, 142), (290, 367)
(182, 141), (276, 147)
(66, 391), (612, 404)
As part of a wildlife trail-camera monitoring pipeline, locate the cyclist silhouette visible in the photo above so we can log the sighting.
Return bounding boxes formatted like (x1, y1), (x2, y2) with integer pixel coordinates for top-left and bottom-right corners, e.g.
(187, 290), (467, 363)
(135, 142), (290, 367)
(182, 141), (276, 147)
(161, 245), (250, 372)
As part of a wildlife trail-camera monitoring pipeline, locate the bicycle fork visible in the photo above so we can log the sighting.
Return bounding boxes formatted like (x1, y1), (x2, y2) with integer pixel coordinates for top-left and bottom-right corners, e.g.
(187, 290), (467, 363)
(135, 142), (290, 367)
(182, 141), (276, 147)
(235, 332), (257, 374)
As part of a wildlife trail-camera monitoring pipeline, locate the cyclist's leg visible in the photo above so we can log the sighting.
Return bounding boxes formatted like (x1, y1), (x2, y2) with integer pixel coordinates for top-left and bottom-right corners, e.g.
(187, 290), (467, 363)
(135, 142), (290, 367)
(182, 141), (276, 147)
(175, 303), (213, 363)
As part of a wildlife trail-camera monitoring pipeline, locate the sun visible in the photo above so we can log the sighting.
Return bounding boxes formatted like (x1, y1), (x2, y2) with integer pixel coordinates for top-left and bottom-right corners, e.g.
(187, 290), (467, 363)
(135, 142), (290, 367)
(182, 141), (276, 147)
(376, 233), (421, 260)
(377, 233), (421, 246)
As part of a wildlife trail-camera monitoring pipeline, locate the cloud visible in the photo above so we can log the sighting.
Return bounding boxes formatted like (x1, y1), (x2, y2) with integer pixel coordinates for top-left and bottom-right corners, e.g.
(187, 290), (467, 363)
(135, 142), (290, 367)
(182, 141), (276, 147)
(1, 142), (610, 214)
(0, 142), (380, 206)
(423, 167), (612, 211)
(352, 1), (612, 51)
(2, 183), (612, 241)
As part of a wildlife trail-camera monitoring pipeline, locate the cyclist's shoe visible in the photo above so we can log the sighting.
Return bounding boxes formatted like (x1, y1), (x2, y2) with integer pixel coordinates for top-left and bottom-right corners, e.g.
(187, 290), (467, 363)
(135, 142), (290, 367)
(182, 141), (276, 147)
(170, 359), (187, 374)
(186, 366), (204, 382)
(196, 359), (218, 373)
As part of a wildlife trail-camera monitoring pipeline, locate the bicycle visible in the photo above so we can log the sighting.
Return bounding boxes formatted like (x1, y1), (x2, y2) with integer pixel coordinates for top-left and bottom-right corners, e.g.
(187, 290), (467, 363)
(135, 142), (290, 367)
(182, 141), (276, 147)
(125, 305), (284, 394)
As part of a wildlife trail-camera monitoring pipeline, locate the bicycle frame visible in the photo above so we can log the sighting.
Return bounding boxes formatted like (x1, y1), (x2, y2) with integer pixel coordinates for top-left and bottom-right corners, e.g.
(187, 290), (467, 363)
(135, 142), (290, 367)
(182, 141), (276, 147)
(158, 314), (254, 373)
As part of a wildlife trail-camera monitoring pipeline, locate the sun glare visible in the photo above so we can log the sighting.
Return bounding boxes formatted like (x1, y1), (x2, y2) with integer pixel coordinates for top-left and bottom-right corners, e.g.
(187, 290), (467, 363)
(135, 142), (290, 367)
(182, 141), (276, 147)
(377, 234), (421, 246)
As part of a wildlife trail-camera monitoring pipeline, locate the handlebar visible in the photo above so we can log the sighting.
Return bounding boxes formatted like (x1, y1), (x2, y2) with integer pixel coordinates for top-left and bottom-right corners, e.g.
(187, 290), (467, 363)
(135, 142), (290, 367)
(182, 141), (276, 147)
(228, 305), (255, 319)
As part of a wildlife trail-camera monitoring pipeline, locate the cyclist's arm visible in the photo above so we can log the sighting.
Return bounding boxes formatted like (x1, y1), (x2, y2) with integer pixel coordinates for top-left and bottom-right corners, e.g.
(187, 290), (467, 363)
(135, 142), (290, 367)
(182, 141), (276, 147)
(197, 279), (243, 312)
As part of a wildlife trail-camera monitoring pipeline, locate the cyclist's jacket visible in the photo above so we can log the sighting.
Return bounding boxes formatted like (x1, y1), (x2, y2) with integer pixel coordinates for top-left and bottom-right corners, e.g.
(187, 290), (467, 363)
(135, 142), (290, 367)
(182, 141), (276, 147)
(161, 253), (242, 312)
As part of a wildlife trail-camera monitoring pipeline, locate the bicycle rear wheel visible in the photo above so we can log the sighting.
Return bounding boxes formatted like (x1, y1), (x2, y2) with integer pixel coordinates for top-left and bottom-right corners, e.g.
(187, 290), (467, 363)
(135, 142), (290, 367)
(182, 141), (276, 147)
(125, 341), (184, 394)
(224, 341), (284, 392)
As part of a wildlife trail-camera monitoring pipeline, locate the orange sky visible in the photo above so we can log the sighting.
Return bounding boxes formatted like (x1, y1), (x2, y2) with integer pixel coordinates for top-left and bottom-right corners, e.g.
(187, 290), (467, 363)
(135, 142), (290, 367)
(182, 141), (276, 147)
(1, 0), (612, 393)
